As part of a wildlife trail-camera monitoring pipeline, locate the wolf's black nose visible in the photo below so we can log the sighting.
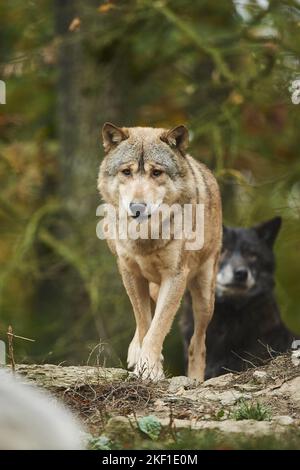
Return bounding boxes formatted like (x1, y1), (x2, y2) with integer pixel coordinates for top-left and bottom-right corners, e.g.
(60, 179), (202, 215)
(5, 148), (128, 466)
(234, 267), (248, 283)
(130, 202), (147, 218)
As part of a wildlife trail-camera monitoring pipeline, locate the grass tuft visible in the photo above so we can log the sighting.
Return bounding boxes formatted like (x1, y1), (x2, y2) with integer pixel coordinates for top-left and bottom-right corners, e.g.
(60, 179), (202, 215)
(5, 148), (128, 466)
(232, 399), (271, 421)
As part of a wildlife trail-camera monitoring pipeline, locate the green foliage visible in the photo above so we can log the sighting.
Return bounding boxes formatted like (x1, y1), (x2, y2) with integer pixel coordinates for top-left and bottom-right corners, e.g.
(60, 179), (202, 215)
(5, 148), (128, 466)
(88, 427), (300, 450)
(132, 428), (300, 450)
(232, 400), (271, 421)
(137, 415), (162, 440)
(214, 409), (225, 421)
(88, 435), (111, 450)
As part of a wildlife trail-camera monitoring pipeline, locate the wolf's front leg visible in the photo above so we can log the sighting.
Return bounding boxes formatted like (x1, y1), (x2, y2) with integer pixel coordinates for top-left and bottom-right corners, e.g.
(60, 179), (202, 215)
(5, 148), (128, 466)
(135, 269), (188, 380)
(119, 264), (152, 369)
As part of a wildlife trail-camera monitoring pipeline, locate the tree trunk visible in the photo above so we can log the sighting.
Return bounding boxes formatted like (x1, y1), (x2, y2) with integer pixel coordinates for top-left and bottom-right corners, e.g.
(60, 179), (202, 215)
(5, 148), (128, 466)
(55, 0), (127, 215)
(34, 1), (132, 362)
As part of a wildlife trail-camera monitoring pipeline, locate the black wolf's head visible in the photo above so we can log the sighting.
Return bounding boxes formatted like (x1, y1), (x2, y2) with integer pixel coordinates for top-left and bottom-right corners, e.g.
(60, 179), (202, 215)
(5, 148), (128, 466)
(216, 217), (282, 300)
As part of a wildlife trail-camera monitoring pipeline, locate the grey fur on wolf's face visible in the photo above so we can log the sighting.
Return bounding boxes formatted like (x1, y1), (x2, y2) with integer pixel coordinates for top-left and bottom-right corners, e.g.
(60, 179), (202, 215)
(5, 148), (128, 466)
(216, 217), (282, 299)
(99, 123), (190, 219)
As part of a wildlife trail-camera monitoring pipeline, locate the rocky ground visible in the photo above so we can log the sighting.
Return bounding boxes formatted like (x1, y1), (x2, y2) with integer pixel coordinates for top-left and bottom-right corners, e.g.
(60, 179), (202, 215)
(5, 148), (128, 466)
(15, 351), (300, 449)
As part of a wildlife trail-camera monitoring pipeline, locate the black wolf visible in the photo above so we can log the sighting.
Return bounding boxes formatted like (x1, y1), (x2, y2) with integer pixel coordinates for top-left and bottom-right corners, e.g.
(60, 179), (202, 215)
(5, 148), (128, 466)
(181, 217), (294, 379)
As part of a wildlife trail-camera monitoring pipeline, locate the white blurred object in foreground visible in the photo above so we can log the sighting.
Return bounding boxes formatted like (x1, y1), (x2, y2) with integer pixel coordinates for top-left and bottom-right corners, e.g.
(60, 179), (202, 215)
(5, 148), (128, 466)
(0, 369), (84, 449)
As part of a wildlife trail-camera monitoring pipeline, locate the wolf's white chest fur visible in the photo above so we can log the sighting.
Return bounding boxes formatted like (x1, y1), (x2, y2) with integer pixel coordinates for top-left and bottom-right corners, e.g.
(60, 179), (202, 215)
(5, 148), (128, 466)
(115, 238), (185, 283)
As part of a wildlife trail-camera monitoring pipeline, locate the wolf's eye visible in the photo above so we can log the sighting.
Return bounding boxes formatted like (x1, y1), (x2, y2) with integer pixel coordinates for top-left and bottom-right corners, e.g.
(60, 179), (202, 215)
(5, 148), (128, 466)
(121, 169), (131, 176)
(152, 169), (163, 177)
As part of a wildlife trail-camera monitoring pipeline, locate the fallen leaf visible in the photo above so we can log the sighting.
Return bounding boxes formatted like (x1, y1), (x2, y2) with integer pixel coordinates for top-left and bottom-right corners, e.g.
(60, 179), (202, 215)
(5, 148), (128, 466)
(69, 17), (81, 32)
(98, 3), (116, 13)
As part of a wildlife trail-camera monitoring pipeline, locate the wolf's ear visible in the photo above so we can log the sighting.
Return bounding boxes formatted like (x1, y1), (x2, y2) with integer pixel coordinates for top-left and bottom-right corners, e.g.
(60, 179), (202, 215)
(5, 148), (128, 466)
(162, 125), (189, 152)
(102, 122), (128, 152)
(254, 216), (282, 246)
(222, 225), (229, 238)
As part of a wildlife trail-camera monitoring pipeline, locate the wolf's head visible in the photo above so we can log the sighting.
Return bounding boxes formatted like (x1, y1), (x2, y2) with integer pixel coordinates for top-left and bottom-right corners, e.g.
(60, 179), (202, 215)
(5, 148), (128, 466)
(98, 123), (193, 220)
(216, 217), (282, 299)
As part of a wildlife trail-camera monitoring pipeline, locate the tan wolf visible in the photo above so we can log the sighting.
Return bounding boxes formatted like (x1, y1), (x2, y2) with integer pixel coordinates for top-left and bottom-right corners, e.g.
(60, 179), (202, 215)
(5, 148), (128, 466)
(98, 123), (222, 380)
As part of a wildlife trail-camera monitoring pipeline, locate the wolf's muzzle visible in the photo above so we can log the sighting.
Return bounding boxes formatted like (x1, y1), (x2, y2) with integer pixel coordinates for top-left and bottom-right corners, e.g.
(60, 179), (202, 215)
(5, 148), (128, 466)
(129, 202), (147, 218)
(234, 267), (248, 283)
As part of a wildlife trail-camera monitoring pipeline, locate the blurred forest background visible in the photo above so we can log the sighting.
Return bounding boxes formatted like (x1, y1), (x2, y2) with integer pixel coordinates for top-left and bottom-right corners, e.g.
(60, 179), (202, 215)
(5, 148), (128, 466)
(0, 0), (300, 374)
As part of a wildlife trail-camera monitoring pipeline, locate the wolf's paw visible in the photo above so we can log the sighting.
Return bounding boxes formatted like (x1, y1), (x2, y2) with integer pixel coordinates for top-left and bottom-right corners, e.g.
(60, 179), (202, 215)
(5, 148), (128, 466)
(127, 337), (141, 369)
(133, 356), (165, 381)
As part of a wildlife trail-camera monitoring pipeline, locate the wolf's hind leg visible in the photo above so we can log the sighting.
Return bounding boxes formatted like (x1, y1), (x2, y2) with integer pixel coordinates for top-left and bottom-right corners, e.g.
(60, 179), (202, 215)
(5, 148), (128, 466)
(119, 265), (152, 369)
(187, 256), (218, 381)
(149, 282), (159, 303)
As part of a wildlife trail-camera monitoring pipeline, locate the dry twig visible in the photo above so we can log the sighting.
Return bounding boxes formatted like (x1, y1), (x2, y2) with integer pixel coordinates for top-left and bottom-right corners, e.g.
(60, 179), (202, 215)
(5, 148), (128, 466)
(7, 325), (16, 372)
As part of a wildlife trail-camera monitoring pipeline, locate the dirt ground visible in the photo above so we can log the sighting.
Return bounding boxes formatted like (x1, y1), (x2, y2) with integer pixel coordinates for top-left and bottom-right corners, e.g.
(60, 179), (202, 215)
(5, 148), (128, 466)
(13, 351), (300, 449)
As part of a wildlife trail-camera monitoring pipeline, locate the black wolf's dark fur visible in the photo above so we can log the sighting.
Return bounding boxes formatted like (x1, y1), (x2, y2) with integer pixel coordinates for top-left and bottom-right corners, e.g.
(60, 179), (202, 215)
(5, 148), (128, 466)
(181, 217), (294, 379)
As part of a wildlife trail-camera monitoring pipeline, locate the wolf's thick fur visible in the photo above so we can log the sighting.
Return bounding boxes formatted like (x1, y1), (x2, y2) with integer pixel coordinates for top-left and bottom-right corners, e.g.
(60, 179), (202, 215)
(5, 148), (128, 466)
(98, 123), (222, 380)
(181, 217), (294, 378)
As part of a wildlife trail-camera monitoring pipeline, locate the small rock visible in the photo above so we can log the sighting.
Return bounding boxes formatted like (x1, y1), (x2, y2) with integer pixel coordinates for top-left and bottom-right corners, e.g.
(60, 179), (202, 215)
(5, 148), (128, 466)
(253, 370), (268, 383)
(234, 383), (258, 391)
(152, 398), (168, 412)
(168, 376), (198, 393)
(219, 390), (251, 406)
(291, 350), (300, 367)
(272, 415), (294, 426)
(165, 396), (184, 403)
(203, 373), (234, 388)
(104, 416), (135, 444)
(156, 417), (273, 435)
(291, 340), (300, 350)
(274, 377), (300, 405)
(201, 391), (220, 402)
(209, 419), (272, 435)
(203, 389), (250, 406)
